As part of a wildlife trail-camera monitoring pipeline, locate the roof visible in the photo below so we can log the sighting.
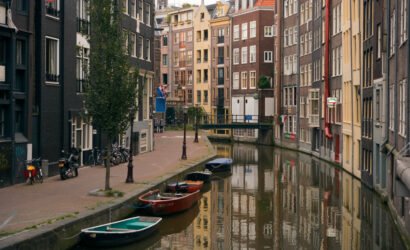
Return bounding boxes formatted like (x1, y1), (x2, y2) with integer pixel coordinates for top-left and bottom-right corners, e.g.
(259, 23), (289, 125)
(254, 0), (275, 7)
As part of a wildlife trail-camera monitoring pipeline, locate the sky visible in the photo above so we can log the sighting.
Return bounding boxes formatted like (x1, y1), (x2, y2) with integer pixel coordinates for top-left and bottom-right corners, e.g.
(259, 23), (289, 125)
(170, 0), (219, 7)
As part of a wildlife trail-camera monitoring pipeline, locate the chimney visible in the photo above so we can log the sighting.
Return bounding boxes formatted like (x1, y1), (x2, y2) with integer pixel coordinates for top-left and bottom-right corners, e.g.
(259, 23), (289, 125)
(242, 0), (247, 10)
(235, 0), (239, 12)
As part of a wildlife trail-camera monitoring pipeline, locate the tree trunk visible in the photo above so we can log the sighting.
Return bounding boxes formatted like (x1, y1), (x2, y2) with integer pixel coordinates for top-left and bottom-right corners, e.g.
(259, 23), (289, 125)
(105, 141), (112, 191)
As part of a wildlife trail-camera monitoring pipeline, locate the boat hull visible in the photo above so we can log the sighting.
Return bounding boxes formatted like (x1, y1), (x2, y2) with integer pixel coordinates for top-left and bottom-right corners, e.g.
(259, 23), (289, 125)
(185, 171), (212, 182)
(139, 190), (201, 216)
(166, 181), (203, 193)
(205, 158), (232, 172)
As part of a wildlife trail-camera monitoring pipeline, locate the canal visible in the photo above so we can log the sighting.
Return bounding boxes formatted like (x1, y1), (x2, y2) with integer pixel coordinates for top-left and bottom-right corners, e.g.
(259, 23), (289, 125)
(76, 142), (408, 249)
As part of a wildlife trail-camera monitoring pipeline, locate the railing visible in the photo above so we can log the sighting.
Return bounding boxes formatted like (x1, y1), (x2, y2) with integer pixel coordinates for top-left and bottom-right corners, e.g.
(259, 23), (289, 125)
(217, 77), (224, 85)
(77, 18), (90, 34)
(201, 114), (261, 125)
(217, 57), (224, 65)
(212, 97), (228, 107)
(46, 73), (59, 82)
(46, 6), (60, 17)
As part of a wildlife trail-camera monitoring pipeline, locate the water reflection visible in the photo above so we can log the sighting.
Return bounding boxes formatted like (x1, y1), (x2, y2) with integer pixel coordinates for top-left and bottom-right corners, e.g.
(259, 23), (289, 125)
(76, 143), (407, 250)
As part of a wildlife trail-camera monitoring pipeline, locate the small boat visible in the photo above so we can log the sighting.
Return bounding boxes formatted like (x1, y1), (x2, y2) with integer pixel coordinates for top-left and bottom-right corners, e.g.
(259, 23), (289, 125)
(185, 170), (212, 182)
(166, 180), (203, 193)
(80, 216), (162, 247)
(139, 189), (201, 216)
(205, 158), (233, 172)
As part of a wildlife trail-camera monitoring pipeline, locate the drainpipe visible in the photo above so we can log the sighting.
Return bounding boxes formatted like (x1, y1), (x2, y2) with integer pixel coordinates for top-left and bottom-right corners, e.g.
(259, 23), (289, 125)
(229, 16), (232, 125)
(349, 0), (354, 174)
(407, 0), (410, 145)
(382, 0), (391, 151)
(296, 0), (300, 148)
(275, 0), (282, 137)
(168, 22), (172, 99)
(324, 0), (333, 139)
(391, 0), (399, 155)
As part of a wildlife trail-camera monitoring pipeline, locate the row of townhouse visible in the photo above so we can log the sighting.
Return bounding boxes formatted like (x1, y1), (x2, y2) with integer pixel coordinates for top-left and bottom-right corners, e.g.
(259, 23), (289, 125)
(0, 0), (155, 187)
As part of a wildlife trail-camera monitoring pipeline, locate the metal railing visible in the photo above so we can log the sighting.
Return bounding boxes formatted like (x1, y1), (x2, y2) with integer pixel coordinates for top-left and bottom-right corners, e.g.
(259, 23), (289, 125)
(46, 73), (59, 82)
(201, 114), (262, 125)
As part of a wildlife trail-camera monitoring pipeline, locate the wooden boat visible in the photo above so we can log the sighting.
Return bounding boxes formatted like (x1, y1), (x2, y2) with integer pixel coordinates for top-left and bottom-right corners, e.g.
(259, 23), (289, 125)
(80, 216), (162, 247)
(139, 189), (201, 216)
(166, 180), (203, 193)
(205, 158), (233, 172)
(185, 170), (212, 182)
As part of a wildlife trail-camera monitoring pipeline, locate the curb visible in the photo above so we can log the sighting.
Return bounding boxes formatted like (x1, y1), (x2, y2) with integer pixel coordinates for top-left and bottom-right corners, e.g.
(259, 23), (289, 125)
(0, 136), (217, 250)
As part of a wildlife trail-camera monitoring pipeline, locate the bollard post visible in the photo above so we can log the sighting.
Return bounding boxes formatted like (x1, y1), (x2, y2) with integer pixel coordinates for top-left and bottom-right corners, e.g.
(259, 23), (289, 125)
(41, 159), (49, 177)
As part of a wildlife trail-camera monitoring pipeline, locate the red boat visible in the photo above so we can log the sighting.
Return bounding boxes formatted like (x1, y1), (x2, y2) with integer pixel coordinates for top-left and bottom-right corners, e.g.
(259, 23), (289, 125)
(166, 180), (203, 193)
(139, 189), (201, 216)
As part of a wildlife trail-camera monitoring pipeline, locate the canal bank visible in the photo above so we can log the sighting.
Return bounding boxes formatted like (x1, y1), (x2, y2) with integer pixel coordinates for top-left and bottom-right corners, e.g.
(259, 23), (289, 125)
(208, 132), (410, 247)
(0, 131), (216, 250)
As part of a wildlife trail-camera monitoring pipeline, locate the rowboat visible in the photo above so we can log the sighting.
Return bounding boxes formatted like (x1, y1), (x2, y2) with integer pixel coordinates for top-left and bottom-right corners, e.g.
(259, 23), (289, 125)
(205, 158), (232, 172)
(166, 180), (203, 193)
(139, 189), (201, 216)
(185, 170), (212, 182)
(80, 216), (162, 247)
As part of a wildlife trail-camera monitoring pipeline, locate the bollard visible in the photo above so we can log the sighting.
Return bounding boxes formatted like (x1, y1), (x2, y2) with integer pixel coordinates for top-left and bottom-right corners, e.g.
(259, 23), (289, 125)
(41, 159), (49, 177)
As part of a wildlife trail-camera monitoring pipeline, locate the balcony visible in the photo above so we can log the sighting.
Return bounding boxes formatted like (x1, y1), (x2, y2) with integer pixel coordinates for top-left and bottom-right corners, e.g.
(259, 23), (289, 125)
(217, 36), (224, 44)
(217, 57), (224, 65)
(77, 18), (90, 34)
(46, 6), (60, 17)
(217, 77), (224, 85)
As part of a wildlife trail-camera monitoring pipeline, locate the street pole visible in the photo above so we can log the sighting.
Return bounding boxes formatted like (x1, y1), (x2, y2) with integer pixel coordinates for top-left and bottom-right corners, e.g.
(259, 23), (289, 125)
(181, 108), (187, 160)
(194, 106), (199, 143)
(126, 114), (134, 183)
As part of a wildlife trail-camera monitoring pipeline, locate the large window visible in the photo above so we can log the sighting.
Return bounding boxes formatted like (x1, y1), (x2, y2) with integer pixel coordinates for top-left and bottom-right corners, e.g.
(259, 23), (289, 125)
(233, 25), (239, 41)
(46, 37), (59, 82)
(130, 32), (136, 57)
(138, 0), (143, 19)
(241, 47), (247, 64)
(241, 72), (247, 89)
(399, 79), (407, 136)
(250, 71), (256, 89)
(76, 46), (89, 92)
(233, 72), (239, 89)
(264, 26), (273, 37)
(138, 36), (143, 59)
(242, 23), (248, 40)
(162, 54), (168, 66)
(144, 3), (150, 25)
(46, 0), (60, 17)
(233, 48), (239, 64)
(264, 51), (272, 63)
(250, 45), (256, 63)
(309, 89), (319, 126)
(145, 39), (150, 60)
(250, 21), (256, 38)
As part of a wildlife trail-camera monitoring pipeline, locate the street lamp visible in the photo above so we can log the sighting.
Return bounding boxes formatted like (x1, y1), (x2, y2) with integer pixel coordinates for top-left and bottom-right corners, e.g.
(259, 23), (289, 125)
(181, 105), (188, 160)
(194, 104), (199, 143)
(126, 110), (135, 183)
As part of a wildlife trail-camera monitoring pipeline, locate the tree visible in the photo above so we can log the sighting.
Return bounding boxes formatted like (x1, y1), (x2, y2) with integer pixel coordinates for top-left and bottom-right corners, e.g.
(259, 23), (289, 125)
(187, 106), (205, 125)
(84, 0), (138, 191)
(257, 75), (271, 89)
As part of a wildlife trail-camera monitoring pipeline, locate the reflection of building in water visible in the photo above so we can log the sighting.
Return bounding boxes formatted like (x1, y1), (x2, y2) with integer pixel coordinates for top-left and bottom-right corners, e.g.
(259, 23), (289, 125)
(342, 174), (361, 250)
(193, 191), (211, 249)
(214, 143), (232, 159)
(210, 177), (232, 250)
(232, 143), (258, 164)
(160, 223), (195, 249)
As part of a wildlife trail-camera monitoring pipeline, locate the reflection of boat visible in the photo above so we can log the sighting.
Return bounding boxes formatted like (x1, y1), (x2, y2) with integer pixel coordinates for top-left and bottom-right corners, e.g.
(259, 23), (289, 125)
(210, 170), (232, 181)
(166, 180), (203, 193)
(80, 216), (162, 247)
(139, 189), (201, 215)
(185, 170), (212, 182)
(205, 158), (232, 172)
(158, 202), (200, 236)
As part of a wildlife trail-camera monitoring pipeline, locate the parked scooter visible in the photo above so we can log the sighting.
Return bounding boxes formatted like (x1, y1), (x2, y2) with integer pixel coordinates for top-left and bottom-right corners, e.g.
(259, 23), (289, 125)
(24, 158), (43, 184)
(59, 148), (80, 180)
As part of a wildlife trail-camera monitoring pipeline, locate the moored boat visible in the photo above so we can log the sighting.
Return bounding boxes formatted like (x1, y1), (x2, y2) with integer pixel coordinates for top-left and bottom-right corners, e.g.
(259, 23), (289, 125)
(205, 158), (232, 172)
(185, 170), (212, 182)
(139, 189), (201, 216)
(166, 180), (203, 193)
(80, 216), (162, 247)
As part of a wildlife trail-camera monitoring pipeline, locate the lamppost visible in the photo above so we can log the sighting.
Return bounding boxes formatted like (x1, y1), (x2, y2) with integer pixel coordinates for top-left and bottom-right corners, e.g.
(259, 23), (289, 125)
(194, 104), (199, 143)
(181, 105), (188, 160)
(126, 111), (135, 183)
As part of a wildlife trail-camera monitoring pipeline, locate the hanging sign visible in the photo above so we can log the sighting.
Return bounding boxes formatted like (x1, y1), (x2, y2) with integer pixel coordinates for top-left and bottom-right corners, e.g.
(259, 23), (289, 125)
(327, 97), (337, 108)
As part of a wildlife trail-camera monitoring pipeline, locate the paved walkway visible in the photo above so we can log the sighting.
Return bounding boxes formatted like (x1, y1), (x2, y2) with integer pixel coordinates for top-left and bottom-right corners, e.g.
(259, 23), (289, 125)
(0, 131), (210, 236)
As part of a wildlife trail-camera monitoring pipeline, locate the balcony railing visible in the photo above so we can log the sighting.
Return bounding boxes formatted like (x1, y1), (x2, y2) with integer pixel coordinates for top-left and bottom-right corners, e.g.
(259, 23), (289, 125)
(217, 77), (224, 85)
(46, 73), (59, 82)
(212, 97), (227, 107)
(46, 6), (60, 17)
(217, 57), (224, 65)
(217, 36), (224, 44)
(77, 18), (90, 34)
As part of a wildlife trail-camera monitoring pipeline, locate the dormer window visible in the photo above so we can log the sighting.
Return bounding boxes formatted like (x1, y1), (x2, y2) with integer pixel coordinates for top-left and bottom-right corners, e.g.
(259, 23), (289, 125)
(200, 13), (204, 22)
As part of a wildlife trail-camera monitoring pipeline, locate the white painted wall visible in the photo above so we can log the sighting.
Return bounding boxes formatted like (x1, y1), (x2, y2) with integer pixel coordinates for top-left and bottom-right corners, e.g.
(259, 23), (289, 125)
(232, 96), (244, 122)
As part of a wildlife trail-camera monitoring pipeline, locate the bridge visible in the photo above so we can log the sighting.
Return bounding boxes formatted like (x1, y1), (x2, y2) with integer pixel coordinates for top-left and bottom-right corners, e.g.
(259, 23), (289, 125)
(199, 114), (273, 130)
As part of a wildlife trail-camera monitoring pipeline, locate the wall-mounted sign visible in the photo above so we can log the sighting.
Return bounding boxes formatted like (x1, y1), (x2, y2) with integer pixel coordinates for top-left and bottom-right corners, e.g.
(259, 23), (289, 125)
(327, 97), (337, 108)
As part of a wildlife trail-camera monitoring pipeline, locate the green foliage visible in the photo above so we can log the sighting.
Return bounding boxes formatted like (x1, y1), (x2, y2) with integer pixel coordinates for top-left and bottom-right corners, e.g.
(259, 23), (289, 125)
(187, 106), (205, 125)
(182, 3), (193, 8)
(166, 14), (171, 23)
(84, 0), (139, 190)
(257, 75), (271, 89)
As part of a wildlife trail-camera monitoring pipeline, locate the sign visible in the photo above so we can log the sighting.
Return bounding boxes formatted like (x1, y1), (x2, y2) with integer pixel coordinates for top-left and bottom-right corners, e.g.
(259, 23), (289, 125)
(285, 133), (296, 140)
(279, 115), (287, 123)
(245, 115), (252, 121)
(327, 228), (336, 237)
(327, 97), (337, 108)
(155, 98), (166, 113)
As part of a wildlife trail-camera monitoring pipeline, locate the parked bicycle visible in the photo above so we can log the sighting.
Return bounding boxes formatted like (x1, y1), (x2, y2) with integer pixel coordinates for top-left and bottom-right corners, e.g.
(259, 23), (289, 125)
(24, 158), (43, 185)
(88, 147), (103, 166)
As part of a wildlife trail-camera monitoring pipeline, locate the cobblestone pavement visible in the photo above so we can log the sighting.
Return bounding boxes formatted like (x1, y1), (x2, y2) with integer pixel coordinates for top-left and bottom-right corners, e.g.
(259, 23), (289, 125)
(0, 131), (210, 235)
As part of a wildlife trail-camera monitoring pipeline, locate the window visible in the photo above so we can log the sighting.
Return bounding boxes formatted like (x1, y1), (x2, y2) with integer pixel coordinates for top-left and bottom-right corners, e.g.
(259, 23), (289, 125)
(293, 54), (297, 73)
(163, 35), (168, 46)
(204, 69), (208, 83)
(241, 72), (247, 89)
(131, 0), (136, 18)
(162, 54), (168, 66)
(284, 0), (289, 18)
(332, 4), (341, 35)
(46, 37), (59, 82)
(123, 0), (128, 14)
(284, 29), (289, 47)
(264, 51), (272, 63)
(309, 89), (320, 126)
(187, 51), (192, 65)
(204, 30), (209, 41)
(300, 97), (306, 117)
(250, 21), (256, 38)
(250, 45), (256, 63)
(377, 24), (381, 59)
(293, 26), (298, 44)
(289, 28), (293, 45)
(45, 0), (60, 17)
(145, 39), (150, 60)
(76, 46), (89, 92)
(204, 90), (208, 103)
(391, 10), (396, 55)
(401, 0), (408, 44)
(242, 23), (248, 40)
(399, 80), (407, 136)
(234, 25), (239, 41)
(17, 0), (28, 12)
(233, 72), (239, 89)
(16, 40), (25, 65)
(144, 3), (150, 25)
(0, 107), (4, 137)
(197, 91), (201, 103)
(390, 85), (394, 130)
(250, 71), (256, 88)
(130, 33), (136, 57)
(241, 47), (247, 64)
(375, 89), (381, 122)
(265, 26), (273, 37)
(138, 0), (143, 19)
(188, 31), (192, 42)
(173, 52), (179, 66)
(300, 35), (305, 56)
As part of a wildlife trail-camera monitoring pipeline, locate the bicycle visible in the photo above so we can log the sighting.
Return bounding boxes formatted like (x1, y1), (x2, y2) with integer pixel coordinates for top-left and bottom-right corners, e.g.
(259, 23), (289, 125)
(24, 158), (43, 184)
(88, 147), (103, 166)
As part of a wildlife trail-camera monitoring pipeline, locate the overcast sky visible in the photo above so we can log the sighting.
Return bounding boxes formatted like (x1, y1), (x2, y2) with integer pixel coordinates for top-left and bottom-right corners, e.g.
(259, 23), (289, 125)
(170, 0), (219, 7)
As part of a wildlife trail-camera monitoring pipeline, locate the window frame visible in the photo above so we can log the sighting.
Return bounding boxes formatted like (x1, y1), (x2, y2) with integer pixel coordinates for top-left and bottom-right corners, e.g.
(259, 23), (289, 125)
(45, 36), (60, 84)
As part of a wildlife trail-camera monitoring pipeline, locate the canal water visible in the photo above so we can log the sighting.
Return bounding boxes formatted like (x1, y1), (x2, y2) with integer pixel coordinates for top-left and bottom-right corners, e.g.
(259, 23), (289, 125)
(77, 142), (408, 249)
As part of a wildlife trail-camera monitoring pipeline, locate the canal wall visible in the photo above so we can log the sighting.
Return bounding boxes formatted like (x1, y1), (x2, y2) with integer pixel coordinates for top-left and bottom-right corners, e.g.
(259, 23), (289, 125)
(0, 134), (217, 250)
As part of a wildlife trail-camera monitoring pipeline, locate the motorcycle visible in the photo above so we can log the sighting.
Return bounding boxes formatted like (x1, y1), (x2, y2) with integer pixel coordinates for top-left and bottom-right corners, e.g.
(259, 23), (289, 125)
(24, 158), (43, 184)
(59, 149), (80, 180)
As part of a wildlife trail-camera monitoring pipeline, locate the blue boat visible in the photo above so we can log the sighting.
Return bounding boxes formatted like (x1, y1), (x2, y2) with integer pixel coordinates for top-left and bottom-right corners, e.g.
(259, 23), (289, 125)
(80, 216), (162, 247)
(205, 158), (233, 172)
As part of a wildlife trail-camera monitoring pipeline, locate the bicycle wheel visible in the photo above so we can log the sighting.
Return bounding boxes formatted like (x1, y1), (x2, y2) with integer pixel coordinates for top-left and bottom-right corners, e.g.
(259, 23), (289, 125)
(88, 155), (94, 166)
